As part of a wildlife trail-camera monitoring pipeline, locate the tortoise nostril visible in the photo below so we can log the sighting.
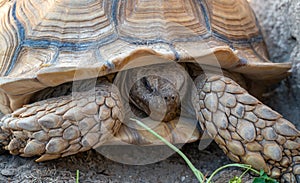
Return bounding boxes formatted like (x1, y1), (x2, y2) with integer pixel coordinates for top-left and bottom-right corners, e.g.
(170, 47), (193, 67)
(164, 95), (176, 101)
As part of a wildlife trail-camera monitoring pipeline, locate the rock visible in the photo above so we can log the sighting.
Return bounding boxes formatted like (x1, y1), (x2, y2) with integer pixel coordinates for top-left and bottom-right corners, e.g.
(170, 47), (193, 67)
(250, 0), (300, 128)
(1, 169), (17, 176)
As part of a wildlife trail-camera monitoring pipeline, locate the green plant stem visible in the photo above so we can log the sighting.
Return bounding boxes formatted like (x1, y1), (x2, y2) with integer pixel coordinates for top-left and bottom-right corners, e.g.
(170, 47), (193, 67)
(76, 170), (79, 183)
(238, 165), (251, 180)
(132, 118), (266, 183)
(206, 163), (260, 183)
(131, 118), (205, 182)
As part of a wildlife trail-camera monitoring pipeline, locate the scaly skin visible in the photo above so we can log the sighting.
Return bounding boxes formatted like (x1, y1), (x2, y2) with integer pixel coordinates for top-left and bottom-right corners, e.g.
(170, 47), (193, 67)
(0, 67), (299, 182)
(0, 83), (123, 162)
(193, 74), (300, 182)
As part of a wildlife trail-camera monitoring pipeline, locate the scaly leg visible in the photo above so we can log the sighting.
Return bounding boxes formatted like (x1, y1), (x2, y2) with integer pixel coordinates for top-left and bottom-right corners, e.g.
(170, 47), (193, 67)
(193, 75), (300, 182)
(0, 83), (123, 162)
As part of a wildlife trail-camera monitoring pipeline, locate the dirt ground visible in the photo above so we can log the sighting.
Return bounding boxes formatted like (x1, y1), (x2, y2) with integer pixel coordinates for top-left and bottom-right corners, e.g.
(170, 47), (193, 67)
(0, 142), (255, 183)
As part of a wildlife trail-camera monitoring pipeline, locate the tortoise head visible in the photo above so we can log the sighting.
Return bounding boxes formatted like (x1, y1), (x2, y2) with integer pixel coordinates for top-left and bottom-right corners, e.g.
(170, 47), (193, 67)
(129, 75), (180, 122)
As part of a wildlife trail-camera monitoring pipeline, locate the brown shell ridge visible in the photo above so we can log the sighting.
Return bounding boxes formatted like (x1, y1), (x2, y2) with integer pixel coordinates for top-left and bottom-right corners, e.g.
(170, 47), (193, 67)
(0, 0), (292, 113)
(16, 0), (116, 42)
(232, 62), (292, 80)
(205, 0), (260, 40)
(0, 2), (19, 77)
(0, 41), (275, 96)
(2, 0), (267, 77)
(200, 0), (262, 43)
(116, 0), (209, 40)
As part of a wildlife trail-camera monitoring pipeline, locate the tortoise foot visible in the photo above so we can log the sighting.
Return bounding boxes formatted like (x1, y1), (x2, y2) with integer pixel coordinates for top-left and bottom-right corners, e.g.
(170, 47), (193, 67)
(194, 75), (300, 181)
(0, 83), (123, 162)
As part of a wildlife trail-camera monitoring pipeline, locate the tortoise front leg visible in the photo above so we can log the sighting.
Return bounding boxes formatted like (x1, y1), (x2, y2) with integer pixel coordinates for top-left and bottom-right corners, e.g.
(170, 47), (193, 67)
(0, 83), (123, 162)
(193, 75), (300, 182)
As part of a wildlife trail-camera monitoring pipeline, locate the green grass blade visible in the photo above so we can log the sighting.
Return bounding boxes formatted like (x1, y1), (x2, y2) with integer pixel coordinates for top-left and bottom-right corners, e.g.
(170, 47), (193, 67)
(131, 118), (274, 183)
(206, 163), (258, 182)
(131, 118), (204, 182)
(76, 170), (79, 183)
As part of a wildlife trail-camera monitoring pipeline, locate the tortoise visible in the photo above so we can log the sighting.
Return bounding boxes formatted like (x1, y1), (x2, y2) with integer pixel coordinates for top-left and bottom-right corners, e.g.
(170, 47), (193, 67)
(0, 0), (299, 182)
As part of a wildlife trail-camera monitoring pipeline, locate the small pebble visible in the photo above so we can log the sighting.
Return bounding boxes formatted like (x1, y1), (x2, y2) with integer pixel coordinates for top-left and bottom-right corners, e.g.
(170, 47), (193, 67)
(181, 176), (186, 182)
(1, 169), (17, 176)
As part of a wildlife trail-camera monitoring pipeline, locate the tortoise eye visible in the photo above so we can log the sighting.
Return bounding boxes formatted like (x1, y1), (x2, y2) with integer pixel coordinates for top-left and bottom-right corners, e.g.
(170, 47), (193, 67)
(141, 77), (153, 93)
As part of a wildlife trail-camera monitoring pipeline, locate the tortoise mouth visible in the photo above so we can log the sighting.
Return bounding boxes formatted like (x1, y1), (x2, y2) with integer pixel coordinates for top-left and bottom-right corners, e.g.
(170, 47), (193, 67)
(129, 101), (180, 122)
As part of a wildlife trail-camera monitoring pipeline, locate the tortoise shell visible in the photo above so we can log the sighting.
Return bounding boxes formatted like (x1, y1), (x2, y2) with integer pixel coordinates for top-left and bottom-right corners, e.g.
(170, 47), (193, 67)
(0, 0), (291, 113)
